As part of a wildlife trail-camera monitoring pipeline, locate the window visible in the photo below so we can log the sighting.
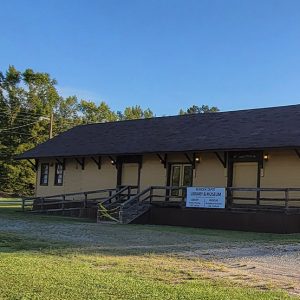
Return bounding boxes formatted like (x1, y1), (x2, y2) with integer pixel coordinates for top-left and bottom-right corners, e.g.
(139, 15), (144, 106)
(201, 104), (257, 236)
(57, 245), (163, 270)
(40, 163), (49, 185)
(54, 163), (64, 186)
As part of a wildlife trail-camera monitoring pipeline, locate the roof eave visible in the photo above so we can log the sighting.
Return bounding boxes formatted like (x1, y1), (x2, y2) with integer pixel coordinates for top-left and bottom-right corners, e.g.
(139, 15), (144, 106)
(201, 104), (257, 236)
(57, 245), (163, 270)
(15, 145), (300, 160)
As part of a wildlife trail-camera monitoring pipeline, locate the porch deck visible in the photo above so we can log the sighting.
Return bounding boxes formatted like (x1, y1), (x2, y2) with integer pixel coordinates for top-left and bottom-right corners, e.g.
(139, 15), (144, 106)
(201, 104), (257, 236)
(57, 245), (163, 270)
(22, 186), (300, 233)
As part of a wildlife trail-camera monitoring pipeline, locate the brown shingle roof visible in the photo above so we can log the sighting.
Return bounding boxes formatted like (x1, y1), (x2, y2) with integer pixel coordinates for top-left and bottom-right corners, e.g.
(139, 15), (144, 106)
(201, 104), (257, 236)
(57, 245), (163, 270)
(18, 104), (300, 159)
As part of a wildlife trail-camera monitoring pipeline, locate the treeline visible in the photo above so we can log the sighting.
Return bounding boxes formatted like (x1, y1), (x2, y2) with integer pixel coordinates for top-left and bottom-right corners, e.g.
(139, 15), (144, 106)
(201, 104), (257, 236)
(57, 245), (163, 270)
(0, 65), (219, 195)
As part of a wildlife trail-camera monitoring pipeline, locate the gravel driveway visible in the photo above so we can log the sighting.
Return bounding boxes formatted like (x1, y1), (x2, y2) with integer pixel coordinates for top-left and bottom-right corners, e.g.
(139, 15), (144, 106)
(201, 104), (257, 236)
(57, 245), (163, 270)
(0, 212), (299, 296)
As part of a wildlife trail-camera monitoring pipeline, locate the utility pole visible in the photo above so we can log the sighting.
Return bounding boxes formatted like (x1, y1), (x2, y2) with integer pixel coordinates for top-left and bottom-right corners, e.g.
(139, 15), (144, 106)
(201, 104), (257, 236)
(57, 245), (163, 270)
(49, 112), (53, 139)
(39, 114), (53, 139)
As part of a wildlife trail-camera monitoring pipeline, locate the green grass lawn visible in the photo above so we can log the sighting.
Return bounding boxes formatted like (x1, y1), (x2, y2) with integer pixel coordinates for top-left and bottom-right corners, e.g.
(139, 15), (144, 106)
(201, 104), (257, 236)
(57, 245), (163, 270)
(0, 205), (299, 300)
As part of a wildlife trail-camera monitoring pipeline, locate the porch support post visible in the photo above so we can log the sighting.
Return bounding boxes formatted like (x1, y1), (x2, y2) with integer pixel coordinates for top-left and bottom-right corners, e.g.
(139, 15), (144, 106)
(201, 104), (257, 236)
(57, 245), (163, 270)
(226, 153), (233, 208)
(256, 152), (263, 205)
(117, 161), (122, 187)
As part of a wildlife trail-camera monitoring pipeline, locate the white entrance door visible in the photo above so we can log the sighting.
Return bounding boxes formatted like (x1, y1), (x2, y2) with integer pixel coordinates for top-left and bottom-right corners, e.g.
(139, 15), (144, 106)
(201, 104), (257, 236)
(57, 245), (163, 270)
(170, 164), (193, 197)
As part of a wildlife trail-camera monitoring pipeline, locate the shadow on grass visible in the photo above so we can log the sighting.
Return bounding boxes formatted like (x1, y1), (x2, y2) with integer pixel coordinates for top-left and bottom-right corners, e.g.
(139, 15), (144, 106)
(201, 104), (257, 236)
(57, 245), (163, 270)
(0, 206), (300, 258)
(0, 230), (188, 257)
(0, 206), (94, 224)
(0, 234), (68, 255)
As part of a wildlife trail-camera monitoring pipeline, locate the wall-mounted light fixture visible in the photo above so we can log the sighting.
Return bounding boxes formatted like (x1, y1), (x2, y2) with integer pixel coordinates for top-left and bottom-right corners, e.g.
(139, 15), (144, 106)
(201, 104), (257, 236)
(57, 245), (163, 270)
(263, 154), (269, 161)
(109, 156), (116, 165)
(195, 156), (201, 163)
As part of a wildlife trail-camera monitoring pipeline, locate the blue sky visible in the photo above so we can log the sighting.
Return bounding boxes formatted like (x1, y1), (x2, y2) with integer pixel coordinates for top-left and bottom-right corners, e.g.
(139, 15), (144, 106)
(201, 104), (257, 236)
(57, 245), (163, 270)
(1, 0), (300, 115)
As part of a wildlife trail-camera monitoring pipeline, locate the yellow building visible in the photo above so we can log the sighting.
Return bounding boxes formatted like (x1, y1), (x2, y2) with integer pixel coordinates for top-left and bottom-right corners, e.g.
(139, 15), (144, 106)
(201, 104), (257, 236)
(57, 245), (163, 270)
(18, 105), (300, 233)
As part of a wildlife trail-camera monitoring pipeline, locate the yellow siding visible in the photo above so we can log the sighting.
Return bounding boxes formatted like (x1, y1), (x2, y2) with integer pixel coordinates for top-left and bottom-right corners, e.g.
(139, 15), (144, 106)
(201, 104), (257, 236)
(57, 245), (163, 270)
(121, 163), (139, 186)
(232, 162), (258, 205)
(260, 150), (300, 206)
(35, 150), (300, 208)
(36, 153), (228, 197)
(36, 157), (117, 197)
(193, 153), (226, 187)
(261, 150), (300, 187)
(140, 154), (166, 190)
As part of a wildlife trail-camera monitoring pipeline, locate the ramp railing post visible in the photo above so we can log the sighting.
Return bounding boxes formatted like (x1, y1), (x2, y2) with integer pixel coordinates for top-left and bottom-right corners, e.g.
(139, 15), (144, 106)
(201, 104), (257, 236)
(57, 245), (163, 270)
(41, 197), (44, 211)
(285, 188), (289, 211)
(84, 192), (88, 208)
(62, 195), (65, 211)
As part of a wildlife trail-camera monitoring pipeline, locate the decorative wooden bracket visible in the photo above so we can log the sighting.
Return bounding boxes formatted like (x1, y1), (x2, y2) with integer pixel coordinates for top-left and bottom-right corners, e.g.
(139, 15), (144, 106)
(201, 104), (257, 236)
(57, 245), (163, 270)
(91, 156), (102, 169)
(75, 157), (85, 170)
(184, 153), (196, 169)
(27, 159), (39, 171)
(295, 149), (300, 159)
(55, 158), (66, 170)
(156, 153), (167, 168)
(215, 152), (227, 168)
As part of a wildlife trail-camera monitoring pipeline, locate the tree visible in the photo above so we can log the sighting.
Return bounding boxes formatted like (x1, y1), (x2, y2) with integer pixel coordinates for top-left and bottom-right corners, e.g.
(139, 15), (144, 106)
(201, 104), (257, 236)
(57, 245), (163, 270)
(0, 66), (62, 195)
(179, 105), (219, 115)
(79, 100), (117, 123)
(22, 68), (60, 145)
(0, 66), (35, 195)
(54, 96), (81, 134)
(1, 66), (221, 196)
(118, 105), (154, 120)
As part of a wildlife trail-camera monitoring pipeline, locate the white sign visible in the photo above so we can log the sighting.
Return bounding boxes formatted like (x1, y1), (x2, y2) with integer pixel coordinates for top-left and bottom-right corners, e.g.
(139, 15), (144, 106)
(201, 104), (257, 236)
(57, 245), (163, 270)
(186, 187), (226, 209)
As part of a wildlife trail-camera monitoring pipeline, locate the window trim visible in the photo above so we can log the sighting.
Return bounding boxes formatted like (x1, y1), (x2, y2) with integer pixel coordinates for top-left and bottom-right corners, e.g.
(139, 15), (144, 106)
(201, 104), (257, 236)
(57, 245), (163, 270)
(40, 163), (49, 186)
(54, 163), (64, 186)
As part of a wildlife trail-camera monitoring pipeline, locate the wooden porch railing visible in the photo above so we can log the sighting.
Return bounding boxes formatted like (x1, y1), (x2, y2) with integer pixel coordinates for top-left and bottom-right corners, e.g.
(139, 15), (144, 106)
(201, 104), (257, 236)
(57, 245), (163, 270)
(120, 186), (188, 210)
(97, 186), (139, 222)
(227, 187), (300, 210)
(22, 185), (139, 213)
(100, 185), (138, 207)
(22, 185), (300, 214)
(120, 186), (300, 212)
(22, 187), (118, 212)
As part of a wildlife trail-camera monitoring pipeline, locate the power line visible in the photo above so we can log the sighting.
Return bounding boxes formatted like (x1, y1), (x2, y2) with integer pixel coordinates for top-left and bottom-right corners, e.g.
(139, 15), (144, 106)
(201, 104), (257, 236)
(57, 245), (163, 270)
(0, 109), (47, 118)
(0, 113), (40, 121)
(0, 118), (80, 132)
(0, 121), (39, 132)
(0, 111), (80, 124)
(1, 131), (32, 136)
